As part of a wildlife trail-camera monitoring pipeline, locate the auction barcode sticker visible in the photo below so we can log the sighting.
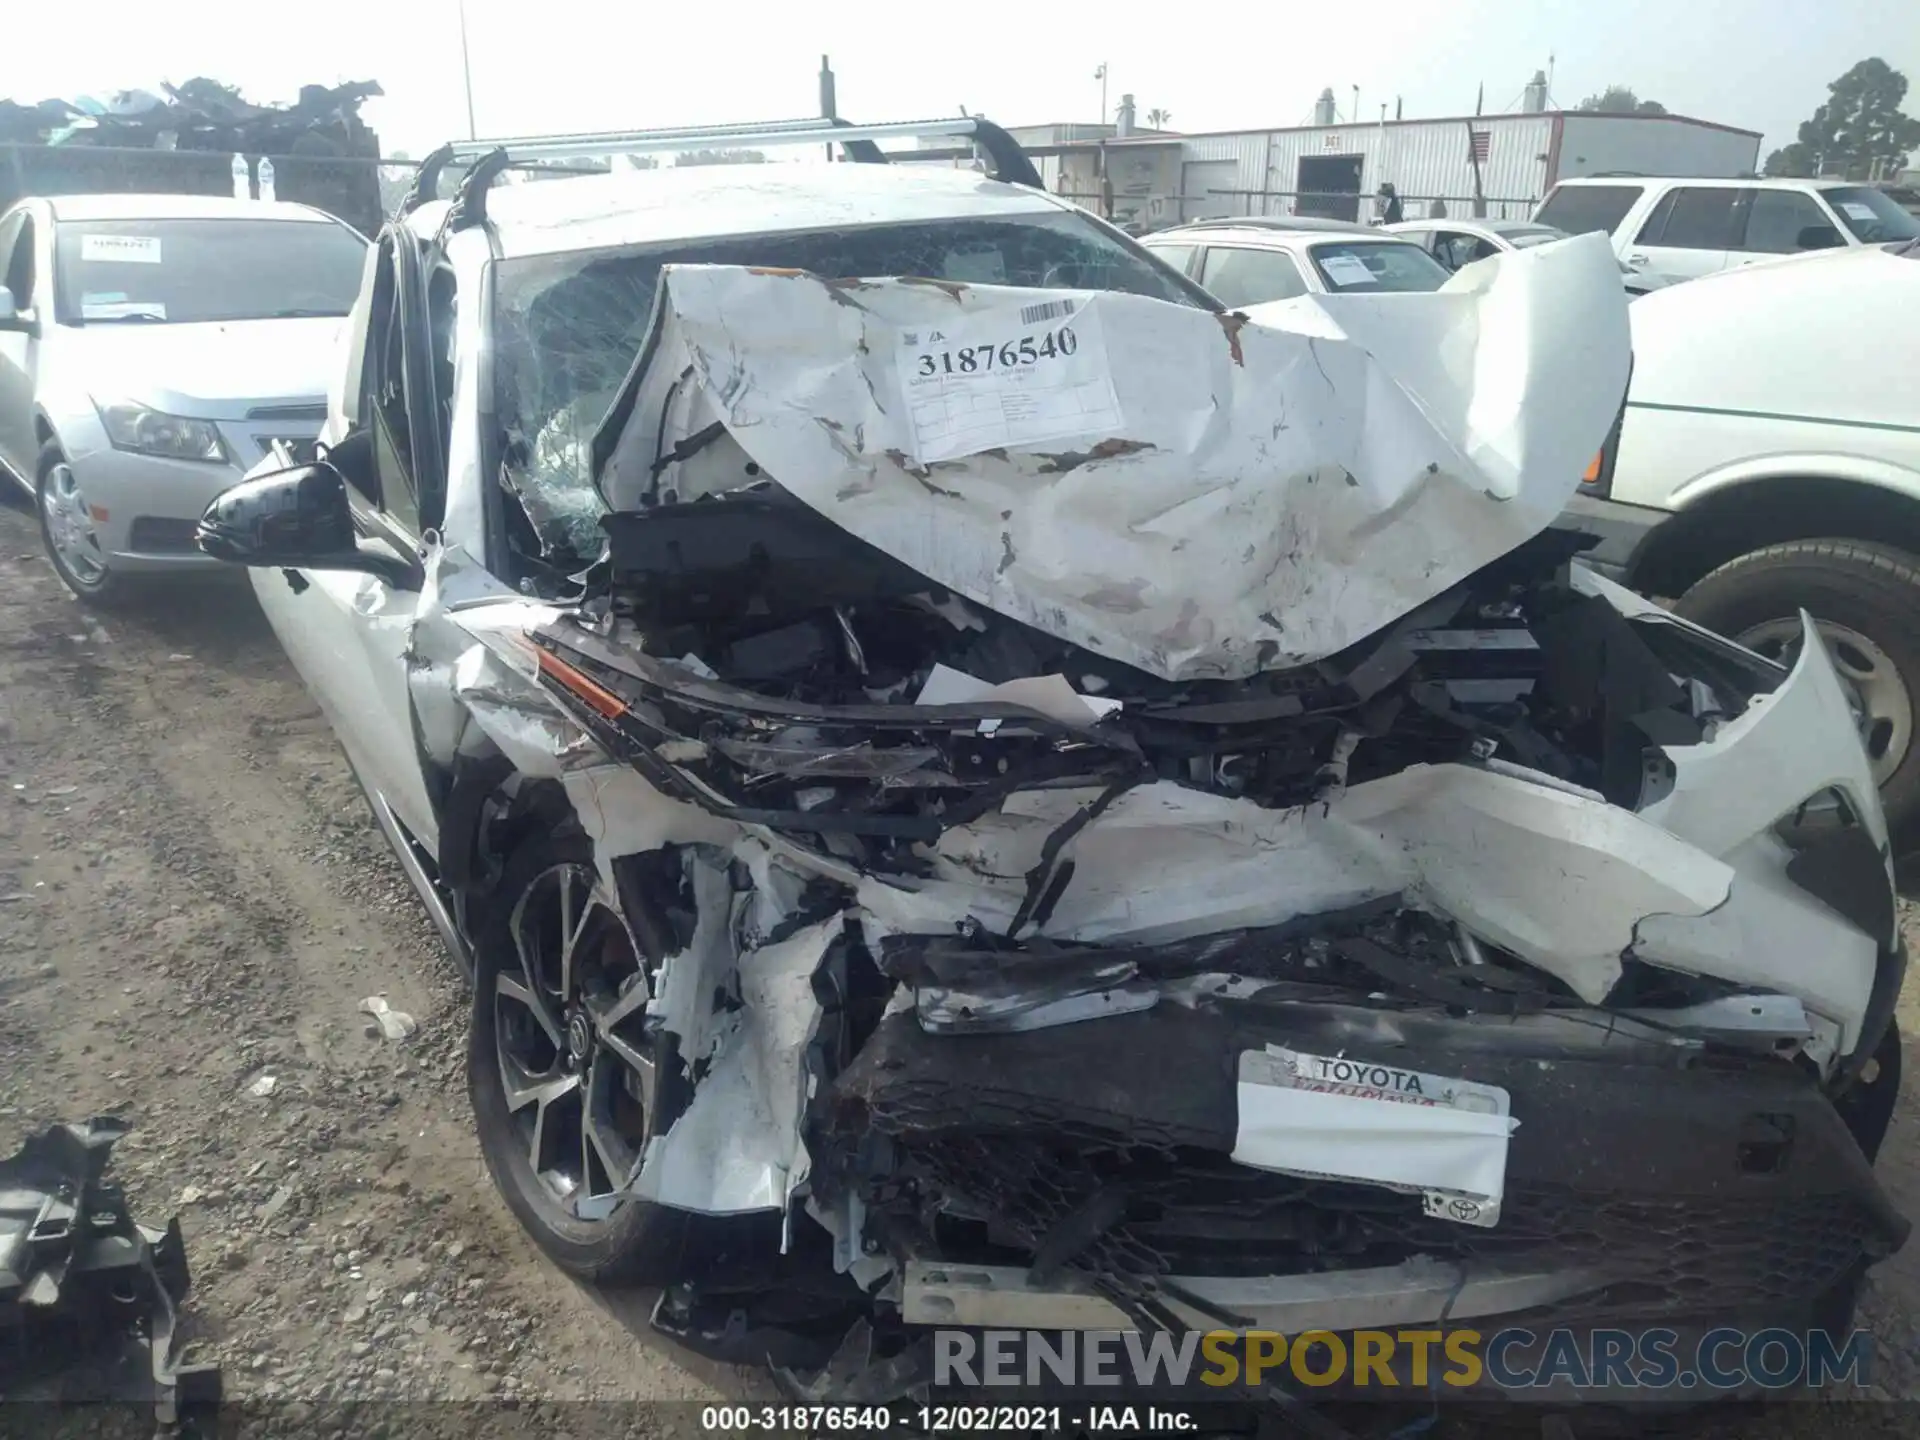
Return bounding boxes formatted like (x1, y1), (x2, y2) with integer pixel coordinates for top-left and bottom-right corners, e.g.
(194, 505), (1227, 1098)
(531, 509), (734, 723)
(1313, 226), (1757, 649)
(896, 295), (1123, 464)
(1233, 1045), (1517, 1227)
(81, 234), (163, 264)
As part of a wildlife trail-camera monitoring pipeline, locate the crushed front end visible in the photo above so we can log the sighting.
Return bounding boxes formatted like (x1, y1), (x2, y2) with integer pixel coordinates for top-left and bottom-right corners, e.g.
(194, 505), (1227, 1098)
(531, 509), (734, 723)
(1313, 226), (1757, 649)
(443, 233), (1906, 1404)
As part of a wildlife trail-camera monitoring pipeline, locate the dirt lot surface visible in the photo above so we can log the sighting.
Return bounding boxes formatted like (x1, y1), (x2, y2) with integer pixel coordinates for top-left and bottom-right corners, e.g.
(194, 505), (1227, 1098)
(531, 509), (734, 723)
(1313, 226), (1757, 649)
(0, 496), (772, 1424)
(2, 490), (1920, 1437)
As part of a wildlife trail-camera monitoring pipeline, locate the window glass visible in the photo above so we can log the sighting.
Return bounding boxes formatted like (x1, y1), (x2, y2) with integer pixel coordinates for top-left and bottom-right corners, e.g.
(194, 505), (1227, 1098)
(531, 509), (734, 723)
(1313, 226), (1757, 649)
(1741, 190), (1837, 253)
(1432, 232), (1498, 269)
(1145, 241), (1198, 276)
(1199, 245), (1309, 306)
(1307, 241), (1451, 293)
(53, 218), (366, 325)
(370, 278), (421, 535)
(1640, 188), (1741, 249)
(344, 241), (420, 534)
(2, 212), (34, 305)
(1533, 184), (1644, 236)
(1499, 227), (1564, 248)
(1821, 186), (1920, 243)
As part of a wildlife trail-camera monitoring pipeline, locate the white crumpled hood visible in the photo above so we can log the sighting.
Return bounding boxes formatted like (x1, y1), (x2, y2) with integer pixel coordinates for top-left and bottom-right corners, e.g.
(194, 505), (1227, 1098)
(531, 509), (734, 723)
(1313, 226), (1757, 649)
(598, 232), (1630, 682)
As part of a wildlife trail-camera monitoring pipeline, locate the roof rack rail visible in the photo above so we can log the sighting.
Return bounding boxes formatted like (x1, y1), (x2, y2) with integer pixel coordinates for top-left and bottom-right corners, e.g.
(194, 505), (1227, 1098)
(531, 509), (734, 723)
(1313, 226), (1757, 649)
(424, 115), (1042, 232)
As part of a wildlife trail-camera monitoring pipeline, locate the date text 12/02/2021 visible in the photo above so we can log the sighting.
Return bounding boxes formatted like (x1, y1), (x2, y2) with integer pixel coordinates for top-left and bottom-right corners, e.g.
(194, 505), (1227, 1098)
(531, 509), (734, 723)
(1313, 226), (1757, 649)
(698, 1406), (1187, 1433)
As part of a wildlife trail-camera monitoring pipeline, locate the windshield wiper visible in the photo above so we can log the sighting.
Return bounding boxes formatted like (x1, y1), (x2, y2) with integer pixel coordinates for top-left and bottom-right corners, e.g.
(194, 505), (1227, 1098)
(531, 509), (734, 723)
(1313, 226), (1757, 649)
(81, 312), (168, 324)
(268, 307), (348, 319)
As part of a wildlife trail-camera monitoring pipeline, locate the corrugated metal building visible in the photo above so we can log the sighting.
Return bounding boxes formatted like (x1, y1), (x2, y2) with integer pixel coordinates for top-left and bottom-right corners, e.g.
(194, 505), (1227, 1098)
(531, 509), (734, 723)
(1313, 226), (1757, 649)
(1026, 111), (1760, 228)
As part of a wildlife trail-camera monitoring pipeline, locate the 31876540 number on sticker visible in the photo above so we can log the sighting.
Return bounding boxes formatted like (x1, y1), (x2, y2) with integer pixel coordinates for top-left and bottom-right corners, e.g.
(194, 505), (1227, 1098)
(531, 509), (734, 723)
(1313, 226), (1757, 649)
(895, 296), (1124, 465)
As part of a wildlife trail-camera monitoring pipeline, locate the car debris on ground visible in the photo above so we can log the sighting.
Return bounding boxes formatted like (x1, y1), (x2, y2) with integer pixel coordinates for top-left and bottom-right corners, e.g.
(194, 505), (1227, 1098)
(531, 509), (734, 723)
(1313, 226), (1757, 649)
(0, 1118), (220, 1429)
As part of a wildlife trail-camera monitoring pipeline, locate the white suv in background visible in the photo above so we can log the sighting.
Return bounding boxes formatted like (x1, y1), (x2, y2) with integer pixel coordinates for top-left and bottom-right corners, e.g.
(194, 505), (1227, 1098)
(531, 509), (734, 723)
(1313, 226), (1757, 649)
(1533, 176), (1920, 282)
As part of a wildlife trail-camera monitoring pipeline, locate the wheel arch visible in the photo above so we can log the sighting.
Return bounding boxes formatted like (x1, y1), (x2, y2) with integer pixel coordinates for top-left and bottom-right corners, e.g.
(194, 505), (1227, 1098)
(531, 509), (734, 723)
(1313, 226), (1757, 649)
(438, 753), (575, 969)
(1628, 474), (1920, 598)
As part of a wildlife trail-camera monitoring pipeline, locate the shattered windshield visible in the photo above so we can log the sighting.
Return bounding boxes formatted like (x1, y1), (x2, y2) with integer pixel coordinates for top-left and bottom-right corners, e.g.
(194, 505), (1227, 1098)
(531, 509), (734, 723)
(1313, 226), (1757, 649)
(492, 211), (1204, 567)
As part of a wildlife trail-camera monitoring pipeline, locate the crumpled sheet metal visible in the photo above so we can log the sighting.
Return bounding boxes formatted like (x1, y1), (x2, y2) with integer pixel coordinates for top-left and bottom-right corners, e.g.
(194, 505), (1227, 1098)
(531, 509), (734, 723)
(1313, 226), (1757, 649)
(597, 234), (1630, 681)
(838, 615), (1880, 1054)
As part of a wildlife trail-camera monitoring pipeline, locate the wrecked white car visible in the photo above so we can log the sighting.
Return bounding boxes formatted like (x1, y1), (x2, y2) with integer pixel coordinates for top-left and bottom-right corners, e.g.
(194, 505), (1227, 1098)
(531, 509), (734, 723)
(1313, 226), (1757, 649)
(194, 119), (1906, 1405)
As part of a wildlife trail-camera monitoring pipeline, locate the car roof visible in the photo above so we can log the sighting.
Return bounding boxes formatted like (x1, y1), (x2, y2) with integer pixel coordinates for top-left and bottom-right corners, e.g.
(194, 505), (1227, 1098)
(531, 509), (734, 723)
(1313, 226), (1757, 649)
(1160, 215), (1375, 235)
(1549, 176), (1853, 192)
(1391, 217), (1561, 236)
(410, 162), (1070, 260)
(43, 193), (338, 224)
(1146, 225), (1420, 250)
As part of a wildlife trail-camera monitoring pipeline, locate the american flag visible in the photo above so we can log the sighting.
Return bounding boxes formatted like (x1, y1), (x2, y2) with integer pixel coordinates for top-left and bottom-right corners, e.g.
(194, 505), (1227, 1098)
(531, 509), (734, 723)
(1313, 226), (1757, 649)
(1467, 129), (1491, 163)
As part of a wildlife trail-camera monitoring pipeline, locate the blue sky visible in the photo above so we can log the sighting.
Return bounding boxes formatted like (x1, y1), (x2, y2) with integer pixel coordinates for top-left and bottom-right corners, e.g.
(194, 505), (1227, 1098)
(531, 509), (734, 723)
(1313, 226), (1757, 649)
(7, 0), (1917, 163)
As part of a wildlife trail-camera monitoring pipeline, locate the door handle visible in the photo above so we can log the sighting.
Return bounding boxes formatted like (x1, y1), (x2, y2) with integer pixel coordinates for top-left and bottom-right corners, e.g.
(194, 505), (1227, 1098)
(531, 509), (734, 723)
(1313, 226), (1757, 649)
(1626, 254), (1650, 267)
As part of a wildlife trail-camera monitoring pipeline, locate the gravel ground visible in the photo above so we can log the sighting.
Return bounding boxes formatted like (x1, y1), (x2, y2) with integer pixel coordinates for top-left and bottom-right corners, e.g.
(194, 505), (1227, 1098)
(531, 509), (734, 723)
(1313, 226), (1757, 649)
(2, 491), (1920, 1436)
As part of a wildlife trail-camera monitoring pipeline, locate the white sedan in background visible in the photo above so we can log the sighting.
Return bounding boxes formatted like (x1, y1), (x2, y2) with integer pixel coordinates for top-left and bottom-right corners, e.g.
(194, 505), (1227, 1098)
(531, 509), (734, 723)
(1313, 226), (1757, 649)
(1387, 217), (1676, 295)
(0, 193), (367, 603)
(1141, 220), (1451, 308)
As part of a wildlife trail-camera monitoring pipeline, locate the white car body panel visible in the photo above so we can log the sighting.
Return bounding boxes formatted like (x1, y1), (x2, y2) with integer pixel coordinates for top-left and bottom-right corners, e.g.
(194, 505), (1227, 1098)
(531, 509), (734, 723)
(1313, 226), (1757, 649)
(1608, 244), (1920, 515)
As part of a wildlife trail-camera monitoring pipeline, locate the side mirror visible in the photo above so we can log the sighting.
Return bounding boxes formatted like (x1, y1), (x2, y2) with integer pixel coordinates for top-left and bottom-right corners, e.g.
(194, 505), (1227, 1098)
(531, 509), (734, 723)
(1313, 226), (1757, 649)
(1796, 224), (1845, 251)
(196, 461), (418, 587)
(0, 284), (38, 335)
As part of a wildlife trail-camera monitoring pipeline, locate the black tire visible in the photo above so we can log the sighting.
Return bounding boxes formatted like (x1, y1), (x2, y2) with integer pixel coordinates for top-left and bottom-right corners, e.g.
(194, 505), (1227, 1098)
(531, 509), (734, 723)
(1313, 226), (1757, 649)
(469, 827), (694, 1284)
(1675, 539), (1920, 845)
(34, 440), (127, 605)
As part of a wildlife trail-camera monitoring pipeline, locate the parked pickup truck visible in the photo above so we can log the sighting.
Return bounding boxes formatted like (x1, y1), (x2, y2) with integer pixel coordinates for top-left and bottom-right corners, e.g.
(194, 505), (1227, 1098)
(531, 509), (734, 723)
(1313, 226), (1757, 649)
(1563, 236), (1920, 840)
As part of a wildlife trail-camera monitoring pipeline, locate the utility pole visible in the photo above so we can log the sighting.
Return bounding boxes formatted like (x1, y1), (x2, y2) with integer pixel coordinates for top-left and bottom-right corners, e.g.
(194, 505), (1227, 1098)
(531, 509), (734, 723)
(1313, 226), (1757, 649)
(456, 0), (478, 140)
(1351, 85), (1360, 125)
(819, 55), (838, 162)
(1095, 62), (1109, 129)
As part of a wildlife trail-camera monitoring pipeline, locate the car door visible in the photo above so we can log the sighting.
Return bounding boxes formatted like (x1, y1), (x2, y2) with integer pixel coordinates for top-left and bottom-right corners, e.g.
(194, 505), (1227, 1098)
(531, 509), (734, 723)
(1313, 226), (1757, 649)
(1197, 243), (1312, 304)
(1624, 186), (1743, 280)
(251, 230), (443, 849)
(0, 206), (41, 484)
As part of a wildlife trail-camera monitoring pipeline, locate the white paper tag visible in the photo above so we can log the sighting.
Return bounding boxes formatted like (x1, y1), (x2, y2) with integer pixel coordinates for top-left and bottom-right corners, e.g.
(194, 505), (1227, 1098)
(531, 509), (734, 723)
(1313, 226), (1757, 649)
(1837, 202), (1876, 223)
(1233, 1046), (1516, 1227)
(1317, 254), (1377, 289)
(81, 234), (163, 264)
(897, 296), (1123, 464)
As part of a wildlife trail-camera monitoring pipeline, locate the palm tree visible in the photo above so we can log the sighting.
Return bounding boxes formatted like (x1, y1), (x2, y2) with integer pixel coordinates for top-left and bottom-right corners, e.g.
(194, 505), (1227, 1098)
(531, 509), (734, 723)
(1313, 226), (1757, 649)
(1146, 107), (1172, 129)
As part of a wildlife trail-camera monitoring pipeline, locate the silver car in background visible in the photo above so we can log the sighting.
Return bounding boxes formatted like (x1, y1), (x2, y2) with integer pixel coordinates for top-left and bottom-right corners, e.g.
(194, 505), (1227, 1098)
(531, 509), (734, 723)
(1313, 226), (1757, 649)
(0, 194), (368, 602)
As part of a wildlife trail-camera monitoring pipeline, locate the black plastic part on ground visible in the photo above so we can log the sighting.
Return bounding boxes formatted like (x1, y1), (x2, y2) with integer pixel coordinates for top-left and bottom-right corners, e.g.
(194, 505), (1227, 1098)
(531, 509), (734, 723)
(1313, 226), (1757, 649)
(0, 1118), (221, 1429)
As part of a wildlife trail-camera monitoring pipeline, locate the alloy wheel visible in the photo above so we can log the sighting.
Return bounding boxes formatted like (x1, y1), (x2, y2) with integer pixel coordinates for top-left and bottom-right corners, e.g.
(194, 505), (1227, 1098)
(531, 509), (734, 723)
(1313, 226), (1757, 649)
(1738, 616), (1913, 788)
(494, 862), (657, 1222)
